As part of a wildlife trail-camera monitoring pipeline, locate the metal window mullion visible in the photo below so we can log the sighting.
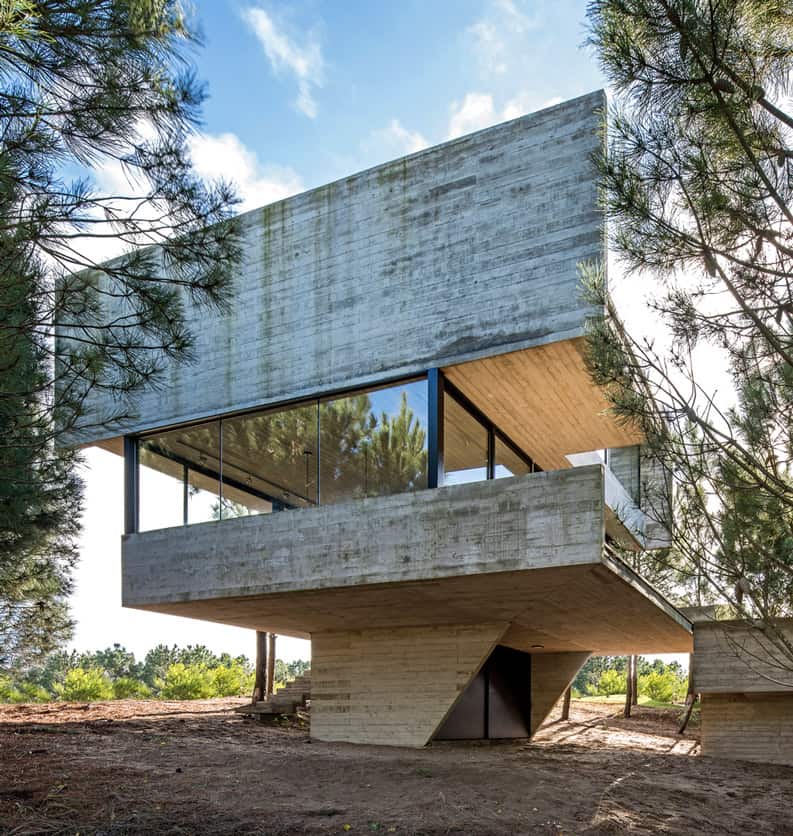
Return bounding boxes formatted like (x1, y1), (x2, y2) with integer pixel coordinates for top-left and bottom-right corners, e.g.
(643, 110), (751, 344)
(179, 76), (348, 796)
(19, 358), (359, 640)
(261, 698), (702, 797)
(428, 368), (445, 489)
(124, 436), (139, 535)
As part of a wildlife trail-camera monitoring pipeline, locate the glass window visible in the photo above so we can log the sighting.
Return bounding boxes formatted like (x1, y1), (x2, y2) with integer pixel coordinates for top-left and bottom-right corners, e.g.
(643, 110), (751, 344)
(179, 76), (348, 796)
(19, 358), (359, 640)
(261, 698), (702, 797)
(443, 393), (488, 485)
(320, 380), (428, 505)
(221, 402), (319, 517)
(138, 421), (221, 531)
(494, 436), (532, 479)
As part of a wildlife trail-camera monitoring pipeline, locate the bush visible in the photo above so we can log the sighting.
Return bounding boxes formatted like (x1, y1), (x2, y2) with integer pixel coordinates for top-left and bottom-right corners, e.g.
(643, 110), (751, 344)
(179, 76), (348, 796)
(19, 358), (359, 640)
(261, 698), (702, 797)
(638, 671), (688, 703)
(156, 663), (213, 699)
(15, 681), (51, 703)
(55, 668), (113, 702)
(112, 677), (152, 700)
(0, 676), (23, 703)
(589, 669), (626, 696)
(210, 663), (252, 697)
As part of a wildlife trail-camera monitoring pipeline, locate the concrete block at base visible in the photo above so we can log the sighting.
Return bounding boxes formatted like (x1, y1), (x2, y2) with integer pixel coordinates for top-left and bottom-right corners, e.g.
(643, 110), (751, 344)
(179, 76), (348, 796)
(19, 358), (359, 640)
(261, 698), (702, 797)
(310, 623), (508, 747)
(701, 693), (793, 766)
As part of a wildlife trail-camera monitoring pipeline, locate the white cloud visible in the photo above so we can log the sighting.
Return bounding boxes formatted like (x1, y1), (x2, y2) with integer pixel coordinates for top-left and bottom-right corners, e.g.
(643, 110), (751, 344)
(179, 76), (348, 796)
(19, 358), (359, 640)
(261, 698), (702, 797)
(447, 92), (564, 139)
(368, 119), (429, 158)
(467, 0), (541, 77)
(242, 7), (323, 118)
(188, 131), (304, 212)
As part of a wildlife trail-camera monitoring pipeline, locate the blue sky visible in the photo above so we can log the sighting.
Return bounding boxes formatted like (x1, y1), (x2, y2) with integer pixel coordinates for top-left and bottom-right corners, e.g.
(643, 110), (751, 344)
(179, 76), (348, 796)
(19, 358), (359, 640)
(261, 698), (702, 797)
(179, 0), (605, 208)
(74, 1), (645, 665)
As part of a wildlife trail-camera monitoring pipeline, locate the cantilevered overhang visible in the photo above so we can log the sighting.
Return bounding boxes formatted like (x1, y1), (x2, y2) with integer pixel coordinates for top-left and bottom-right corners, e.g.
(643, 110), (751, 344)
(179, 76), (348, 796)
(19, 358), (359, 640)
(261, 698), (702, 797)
(122, 465), (691, 654)
(444, 336), (643, 471)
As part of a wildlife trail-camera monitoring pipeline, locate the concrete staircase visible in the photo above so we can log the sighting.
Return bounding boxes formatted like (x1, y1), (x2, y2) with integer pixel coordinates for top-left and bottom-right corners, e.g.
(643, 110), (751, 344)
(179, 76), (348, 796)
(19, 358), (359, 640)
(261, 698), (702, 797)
(234, 671), (311, 717)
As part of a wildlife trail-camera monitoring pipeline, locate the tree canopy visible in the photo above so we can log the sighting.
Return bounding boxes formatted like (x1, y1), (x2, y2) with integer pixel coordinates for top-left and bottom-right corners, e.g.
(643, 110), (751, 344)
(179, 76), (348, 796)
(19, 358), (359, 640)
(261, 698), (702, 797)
(586, 0), (793, 674)
(0, 1), (241, 670)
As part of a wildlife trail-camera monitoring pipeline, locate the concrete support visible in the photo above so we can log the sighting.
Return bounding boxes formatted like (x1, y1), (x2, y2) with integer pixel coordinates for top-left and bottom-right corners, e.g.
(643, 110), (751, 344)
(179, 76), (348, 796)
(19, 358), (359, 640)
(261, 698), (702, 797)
(530, 652), (591, 734)
(701, 694), (793, 765)
(310, 623), (507, 747)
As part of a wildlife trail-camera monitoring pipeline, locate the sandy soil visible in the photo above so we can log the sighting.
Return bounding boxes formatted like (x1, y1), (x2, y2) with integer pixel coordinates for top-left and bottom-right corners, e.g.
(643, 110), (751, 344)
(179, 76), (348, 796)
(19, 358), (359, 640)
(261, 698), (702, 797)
(0, 698), (791, 835)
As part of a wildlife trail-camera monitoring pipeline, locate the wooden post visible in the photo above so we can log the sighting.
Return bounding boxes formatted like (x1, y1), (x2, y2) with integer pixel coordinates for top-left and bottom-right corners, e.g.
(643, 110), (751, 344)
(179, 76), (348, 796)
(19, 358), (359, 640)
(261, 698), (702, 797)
(252, 630), (267, 703)
(623, 655), (633, 719)
(266, 633), (276, 697)
(561, 685), (572, 721)
(631, 654), (639, 706)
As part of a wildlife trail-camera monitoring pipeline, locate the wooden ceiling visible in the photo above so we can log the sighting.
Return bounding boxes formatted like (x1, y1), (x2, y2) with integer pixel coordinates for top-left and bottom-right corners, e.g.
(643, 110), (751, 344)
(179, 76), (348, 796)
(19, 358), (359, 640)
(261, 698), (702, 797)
(443, 336), (643, 471)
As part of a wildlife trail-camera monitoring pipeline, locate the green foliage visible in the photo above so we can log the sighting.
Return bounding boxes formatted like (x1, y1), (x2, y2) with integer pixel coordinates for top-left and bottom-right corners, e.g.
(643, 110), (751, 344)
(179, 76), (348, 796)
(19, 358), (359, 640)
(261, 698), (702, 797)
(55, 668), (113, 702)
(156, 663), (213, 700)
(209, 663), (252, 697)
(0, 645), (309, 703)
(589, 668), (626, 697)
(0, 0), (241, 671)
(112, 677), (151, 700)
(585, 0), (793, 672)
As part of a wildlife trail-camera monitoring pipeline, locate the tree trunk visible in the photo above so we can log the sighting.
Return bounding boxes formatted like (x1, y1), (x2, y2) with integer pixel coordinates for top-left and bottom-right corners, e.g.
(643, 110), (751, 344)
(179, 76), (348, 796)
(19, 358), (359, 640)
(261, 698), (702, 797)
(631, 654), (639, 706)
(252, 630), (267, 703)
(678, 652), (697, 734)
(266, 632), (276, 697)
(623, 655), (633, 718)
(561, 685), (572, 721)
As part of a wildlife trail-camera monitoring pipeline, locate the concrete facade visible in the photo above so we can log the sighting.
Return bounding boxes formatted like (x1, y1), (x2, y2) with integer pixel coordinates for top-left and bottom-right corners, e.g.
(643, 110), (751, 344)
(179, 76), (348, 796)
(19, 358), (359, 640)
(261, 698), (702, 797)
(694, 620), (793, 765)
(59, 91), (604, 447)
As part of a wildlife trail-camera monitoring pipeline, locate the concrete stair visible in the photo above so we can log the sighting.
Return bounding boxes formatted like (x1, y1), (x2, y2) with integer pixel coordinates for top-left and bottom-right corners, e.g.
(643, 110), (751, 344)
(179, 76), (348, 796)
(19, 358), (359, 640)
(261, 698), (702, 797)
(235, 671), (311, 716)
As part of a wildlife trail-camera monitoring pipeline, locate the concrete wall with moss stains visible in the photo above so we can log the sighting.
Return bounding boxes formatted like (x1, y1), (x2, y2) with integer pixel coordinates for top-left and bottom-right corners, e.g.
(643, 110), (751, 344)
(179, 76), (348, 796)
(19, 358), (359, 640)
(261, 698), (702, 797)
(61, 90), (605, 445)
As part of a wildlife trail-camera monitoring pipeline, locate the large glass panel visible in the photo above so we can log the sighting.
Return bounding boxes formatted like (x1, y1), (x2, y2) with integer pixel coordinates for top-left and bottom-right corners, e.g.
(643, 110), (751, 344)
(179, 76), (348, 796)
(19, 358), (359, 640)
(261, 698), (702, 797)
(138, 421), (221, 530)
(443, 394), (488, 485)
(221, 402), (319, 516)
(320, 379), (428, 505)
(494, 435), (532, 479)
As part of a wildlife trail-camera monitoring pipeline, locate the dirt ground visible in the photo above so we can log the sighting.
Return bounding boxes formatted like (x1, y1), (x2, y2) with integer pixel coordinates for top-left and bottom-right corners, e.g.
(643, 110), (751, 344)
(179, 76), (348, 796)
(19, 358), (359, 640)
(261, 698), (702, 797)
(0, 698), (791, 835)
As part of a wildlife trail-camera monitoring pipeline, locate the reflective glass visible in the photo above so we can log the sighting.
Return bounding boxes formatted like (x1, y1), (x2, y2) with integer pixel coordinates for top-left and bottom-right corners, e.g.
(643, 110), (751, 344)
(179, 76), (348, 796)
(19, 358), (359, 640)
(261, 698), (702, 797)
(494, 436), (532, 479)
(221, 403), (319, 516)
(138, 422), (221, 530)
(320, 380), (428, 505)
(443, 394), (488, 485)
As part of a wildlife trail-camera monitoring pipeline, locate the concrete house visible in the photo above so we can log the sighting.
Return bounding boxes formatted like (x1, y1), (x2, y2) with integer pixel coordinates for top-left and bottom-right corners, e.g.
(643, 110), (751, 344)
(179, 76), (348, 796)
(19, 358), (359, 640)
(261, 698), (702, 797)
(59, 90), (694, 747)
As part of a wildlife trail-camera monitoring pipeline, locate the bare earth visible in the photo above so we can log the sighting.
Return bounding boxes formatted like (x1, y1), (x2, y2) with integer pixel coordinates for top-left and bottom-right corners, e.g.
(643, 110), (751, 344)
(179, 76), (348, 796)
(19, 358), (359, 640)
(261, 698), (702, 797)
(0, 698), (791, 835)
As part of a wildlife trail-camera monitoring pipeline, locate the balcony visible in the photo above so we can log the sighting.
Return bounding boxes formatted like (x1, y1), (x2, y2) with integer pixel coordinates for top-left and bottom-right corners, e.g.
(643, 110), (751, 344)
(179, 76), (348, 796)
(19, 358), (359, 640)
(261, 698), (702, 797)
(122, 464), (689, 655)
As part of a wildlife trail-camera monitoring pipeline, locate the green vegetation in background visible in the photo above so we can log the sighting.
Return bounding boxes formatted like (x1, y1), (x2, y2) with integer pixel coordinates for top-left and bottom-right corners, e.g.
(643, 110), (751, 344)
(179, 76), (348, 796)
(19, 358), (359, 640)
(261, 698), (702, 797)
(0, 643), (310, 703)
(573, 656), (688, 704)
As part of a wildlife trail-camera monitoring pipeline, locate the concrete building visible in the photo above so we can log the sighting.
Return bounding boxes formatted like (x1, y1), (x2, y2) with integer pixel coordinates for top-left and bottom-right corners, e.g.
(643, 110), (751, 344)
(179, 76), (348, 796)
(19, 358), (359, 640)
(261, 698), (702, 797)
(58, 90), (693, 746)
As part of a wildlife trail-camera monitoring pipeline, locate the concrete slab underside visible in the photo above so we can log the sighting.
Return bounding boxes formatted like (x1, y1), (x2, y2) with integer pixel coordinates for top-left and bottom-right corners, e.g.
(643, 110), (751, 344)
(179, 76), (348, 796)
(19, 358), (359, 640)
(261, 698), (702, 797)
(132, 561), (692, 655)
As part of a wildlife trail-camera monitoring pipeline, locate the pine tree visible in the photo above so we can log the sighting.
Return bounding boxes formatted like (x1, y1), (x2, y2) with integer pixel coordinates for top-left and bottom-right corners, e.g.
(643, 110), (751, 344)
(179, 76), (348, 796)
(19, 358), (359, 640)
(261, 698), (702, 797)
(585, 0), (793, 675)
(0, 1), (241, 670)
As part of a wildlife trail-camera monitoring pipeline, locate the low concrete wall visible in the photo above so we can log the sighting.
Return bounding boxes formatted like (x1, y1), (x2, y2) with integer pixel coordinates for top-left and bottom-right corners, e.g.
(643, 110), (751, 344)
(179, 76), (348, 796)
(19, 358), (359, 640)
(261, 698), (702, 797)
(123, 466), (605, 608)
(701, 694), (793, 765)
(311, 623), (507, 746)
(694, 620), (793, 693)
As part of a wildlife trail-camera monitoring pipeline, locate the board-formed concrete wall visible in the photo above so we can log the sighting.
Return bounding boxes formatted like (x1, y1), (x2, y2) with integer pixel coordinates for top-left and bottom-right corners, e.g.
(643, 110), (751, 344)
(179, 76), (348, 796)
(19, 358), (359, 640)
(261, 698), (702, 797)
(60, 91), (605, 447)
(311, 623), (507, 746)
(122, 465), (605, 608)
(700, 694), (793, 765)
(693, 620), (793, 693)
(530, 652), (591, 734)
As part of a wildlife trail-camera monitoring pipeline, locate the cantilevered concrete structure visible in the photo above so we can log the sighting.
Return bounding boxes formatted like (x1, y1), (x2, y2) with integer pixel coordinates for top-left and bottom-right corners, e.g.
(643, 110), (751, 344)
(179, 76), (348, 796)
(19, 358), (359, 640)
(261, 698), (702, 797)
(59, 91), (692, 746)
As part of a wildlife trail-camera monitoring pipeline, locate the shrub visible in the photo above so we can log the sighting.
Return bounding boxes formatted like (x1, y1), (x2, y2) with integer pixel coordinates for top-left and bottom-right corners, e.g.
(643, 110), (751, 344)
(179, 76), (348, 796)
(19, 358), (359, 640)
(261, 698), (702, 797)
(210, 663), (252, 697)
(55, 668), (113, 702)
(639, 671), (677, 703)
(15, 681), (51, 703)
(0, 676), (22, 703)
(156, 663), (213, 699)
(112, 677), (152, 700)
(590, 669), (626, 696)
